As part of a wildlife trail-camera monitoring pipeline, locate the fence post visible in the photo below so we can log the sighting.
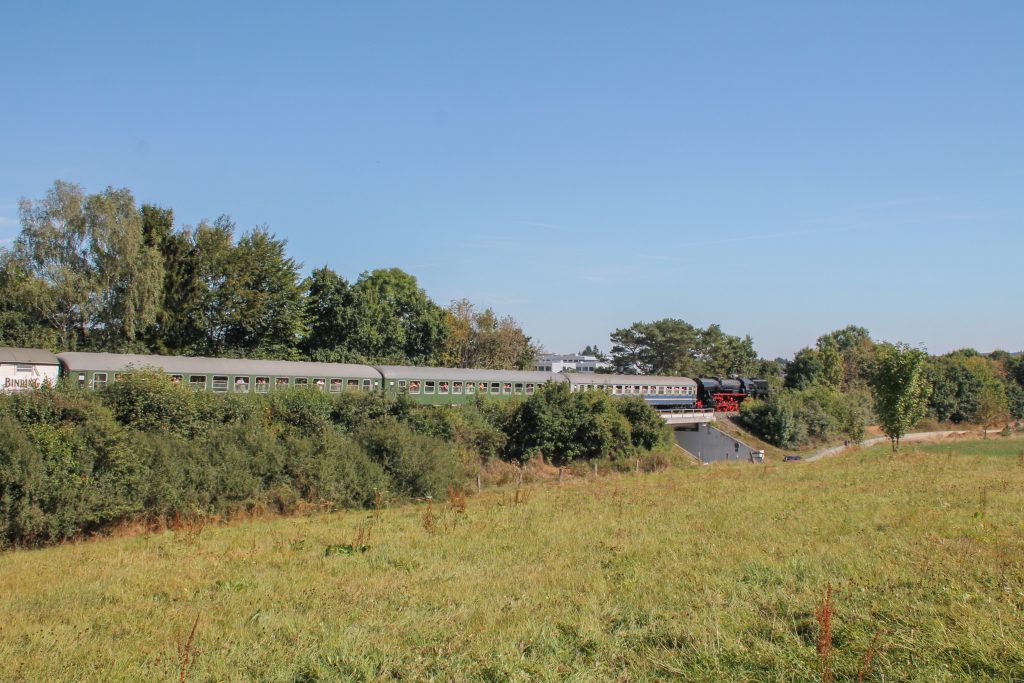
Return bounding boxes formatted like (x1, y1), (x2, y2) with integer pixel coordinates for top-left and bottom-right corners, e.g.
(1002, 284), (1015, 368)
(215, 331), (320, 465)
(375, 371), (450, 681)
(558, 467), (563, 484)
(593, 461), (597, 477)
(476, 472), (482, 493)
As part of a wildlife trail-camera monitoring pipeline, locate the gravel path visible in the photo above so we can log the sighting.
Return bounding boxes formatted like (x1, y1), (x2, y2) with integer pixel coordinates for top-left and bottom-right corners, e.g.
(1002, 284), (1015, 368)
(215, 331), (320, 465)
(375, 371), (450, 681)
(804, 430), (993, 462)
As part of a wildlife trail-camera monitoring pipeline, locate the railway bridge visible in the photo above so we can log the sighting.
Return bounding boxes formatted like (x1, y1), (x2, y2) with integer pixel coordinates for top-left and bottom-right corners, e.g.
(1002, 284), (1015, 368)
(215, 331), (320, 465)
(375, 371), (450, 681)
(654, 407), (716, 426)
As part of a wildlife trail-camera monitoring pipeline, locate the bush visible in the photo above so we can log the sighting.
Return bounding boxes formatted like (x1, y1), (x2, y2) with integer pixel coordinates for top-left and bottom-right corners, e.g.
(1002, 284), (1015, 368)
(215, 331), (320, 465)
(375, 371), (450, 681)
(740, 385), (872, 448)
(505, 383), (648, 465)
(266, 387), (333, 435)
(0, 398), (145, 547)
(356, 418), (462, 499)
(614, 396), (670, 450)
(444, 404), (508, 462)
(282, 431), (388, 509)
(100, 370), (195, 435)
(331, 391), (410, 433)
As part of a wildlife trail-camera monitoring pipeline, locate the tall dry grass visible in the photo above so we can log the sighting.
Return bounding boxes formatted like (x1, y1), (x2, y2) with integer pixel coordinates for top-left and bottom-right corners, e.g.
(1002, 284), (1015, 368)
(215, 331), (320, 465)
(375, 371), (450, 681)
(0, 437), (1022, 681)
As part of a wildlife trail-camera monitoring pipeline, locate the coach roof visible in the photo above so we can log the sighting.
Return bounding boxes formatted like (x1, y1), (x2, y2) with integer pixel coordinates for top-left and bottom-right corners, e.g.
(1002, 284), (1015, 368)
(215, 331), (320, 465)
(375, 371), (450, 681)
(566, 372), (697, 386)
(375, 365), (564, 383)
(0, 347), (60, 365)
(56, 352), (381, 378)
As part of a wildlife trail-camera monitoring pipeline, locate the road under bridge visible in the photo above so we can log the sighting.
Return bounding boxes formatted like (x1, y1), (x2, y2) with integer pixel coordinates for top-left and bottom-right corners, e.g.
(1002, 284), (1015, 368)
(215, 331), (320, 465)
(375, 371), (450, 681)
(673, 422), (762, 464)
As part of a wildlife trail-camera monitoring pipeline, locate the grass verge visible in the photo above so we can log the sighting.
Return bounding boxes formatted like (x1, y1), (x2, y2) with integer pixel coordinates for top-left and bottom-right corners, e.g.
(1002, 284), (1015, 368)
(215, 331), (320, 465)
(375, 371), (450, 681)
(1, 438), (1022, 681)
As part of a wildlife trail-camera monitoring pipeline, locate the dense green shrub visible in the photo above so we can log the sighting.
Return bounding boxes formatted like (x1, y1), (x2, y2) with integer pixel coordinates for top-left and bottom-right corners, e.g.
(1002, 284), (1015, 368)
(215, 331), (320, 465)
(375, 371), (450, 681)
(443, 404), (508, 461)
(739, 386), (871, 449)
(356, 418), (462, 498)
(505, 383), (658, 465)
(266, 387), (333, 435)
(0, 375), (669, 548)
(0, 399), (145, 548)
(615, 396), (669, 450)
(281, 431), (388, 509)
(100, 370), (195, 435)
(331, 391), (411, 432)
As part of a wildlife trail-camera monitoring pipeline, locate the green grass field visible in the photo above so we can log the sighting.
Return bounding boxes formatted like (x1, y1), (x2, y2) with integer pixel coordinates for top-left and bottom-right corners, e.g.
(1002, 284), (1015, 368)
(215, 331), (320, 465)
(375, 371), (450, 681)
(1, 437), (1023, 682)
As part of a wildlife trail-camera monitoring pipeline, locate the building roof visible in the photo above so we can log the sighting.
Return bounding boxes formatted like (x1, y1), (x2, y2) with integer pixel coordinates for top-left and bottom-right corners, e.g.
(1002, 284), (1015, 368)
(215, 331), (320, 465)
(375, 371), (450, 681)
(375, 365), (565, 383)
(56, 352), (381, 378)
(537, 353), (598, 362)
(0, 347), (60, 365)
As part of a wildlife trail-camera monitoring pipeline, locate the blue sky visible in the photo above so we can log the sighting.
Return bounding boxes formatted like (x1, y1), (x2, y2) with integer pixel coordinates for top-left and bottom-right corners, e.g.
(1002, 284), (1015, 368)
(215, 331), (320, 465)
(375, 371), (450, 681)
(2, 2), (1021, 359)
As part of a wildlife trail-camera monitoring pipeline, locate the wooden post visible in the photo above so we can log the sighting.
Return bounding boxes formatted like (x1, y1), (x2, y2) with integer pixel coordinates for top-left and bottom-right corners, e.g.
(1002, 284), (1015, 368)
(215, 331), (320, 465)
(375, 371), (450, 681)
(558, 467), (563, 484)
(593, 461), (597, 477)
(476, 472), (481, 493)
(635, 458), (640, 473)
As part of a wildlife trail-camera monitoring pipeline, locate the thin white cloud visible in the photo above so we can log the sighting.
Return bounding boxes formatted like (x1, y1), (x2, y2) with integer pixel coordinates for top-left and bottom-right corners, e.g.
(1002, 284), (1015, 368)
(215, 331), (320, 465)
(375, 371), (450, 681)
(834, 196), (949, 213)
(508, 220), (566, 231)
(0, 216), (15, 227)
(630, 219), (929, 262)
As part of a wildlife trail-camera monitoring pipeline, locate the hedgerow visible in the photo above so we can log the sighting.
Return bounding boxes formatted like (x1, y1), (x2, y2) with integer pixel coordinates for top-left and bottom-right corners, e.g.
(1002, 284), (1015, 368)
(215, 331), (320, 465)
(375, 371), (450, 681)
(0, 374), (668, 548)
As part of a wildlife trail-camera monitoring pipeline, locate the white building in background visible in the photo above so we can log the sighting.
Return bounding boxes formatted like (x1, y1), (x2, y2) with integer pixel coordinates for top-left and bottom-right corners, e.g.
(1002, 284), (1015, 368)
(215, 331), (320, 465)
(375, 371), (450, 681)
(534, 353), (611, 373)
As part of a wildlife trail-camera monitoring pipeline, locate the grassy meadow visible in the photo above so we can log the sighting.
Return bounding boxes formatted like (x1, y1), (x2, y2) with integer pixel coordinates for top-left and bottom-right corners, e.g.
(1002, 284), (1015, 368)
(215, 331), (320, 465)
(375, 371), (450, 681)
(1, 437), (1023, 682)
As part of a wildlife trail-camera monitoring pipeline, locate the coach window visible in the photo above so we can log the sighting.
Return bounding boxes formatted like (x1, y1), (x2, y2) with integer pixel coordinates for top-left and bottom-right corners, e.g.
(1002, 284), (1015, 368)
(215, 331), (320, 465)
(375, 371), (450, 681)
(452, 381), (462, 394)
(234, 377), (249, 393)
(361, 379), (371, 391)
(92, 372), (108, 389)
(313, 378), (325, 391)
(294, 378), (308, 387)
(424, 381), (436, 394)
(397, 380), (407, 392)
(502, 383), (512, 394)
(255, 377), (270, 393)
(328, 378), (341, 393)
(439, 381), (449, 394)
(613, 385), (622, 395)
(276, 377), (289, 387)
(408, 380), (420, 394)
(514, 383), (523, 394)
(189, 375), (206, 390)
(170, 374), (183, 386)
(525, 383), (535, 394)
(212, 375), (228, 392)
(466, 382), (475, 394)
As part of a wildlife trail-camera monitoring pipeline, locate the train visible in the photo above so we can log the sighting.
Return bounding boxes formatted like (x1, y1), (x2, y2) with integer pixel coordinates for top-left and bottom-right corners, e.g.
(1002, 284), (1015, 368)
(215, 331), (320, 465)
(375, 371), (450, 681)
(0, 346), (767, 413)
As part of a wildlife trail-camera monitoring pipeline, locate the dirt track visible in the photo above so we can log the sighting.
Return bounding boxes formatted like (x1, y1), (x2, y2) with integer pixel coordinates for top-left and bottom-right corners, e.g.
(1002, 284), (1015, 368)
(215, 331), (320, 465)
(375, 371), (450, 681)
(805, 429), (1002, 462)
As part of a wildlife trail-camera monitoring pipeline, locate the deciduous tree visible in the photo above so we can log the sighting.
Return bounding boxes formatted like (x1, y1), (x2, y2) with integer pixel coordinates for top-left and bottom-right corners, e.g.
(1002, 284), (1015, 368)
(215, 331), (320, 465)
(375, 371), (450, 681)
(343, 268), (448, 365)
(442, 299), (538, 370)
(871, 342), (932, 452)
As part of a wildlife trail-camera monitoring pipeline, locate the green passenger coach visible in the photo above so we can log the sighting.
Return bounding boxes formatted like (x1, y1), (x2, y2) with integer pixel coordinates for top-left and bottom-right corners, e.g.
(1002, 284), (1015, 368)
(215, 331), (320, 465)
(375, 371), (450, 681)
(375, 366), (565, 405)
(55, 353), (382, 394)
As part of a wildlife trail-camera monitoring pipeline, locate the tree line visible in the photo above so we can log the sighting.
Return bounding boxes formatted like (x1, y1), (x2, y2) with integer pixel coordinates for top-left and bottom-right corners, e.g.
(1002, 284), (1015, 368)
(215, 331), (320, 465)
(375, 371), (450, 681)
(739, 325), (1024, 450)
(0, 180), (537, 369)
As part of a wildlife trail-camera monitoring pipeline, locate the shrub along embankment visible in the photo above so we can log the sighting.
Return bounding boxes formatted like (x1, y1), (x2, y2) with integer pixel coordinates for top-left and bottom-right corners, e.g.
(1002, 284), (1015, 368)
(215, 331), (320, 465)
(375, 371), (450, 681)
(0, 372), (668, 548)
